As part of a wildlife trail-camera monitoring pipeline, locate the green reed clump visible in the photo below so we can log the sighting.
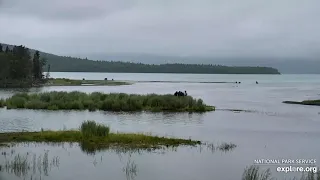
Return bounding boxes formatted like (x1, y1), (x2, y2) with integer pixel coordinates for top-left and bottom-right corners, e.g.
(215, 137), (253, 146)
(242, 165), (320, 180)
(217, 142), (237, 152)
(80, 120), (110, 138)
(242, 165), (272, 180)
(0, 98), (5, 108)
(3, 91), (214, 112)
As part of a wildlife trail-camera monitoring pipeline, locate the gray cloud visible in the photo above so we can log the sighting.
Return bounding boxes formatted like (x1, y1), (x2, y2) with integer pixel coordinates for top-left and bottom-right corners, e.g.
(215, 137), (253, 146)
(0, 0), (135, 20)
(0, 0), (320, 58)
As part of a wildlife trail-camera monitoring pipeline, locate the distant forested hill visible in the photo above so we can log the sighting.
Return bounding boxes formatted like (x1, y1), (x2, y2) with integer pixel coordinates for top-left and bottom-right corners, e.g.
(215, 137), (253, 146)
(39, 53), (280, 74)
(0, 43), (280, 74)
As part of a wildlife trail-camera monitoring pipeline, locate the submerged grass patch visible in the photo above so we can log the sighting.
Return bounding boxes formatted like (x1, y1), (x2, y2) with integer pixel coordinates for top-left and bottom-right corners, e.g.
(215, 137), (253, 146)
(217, 142), (237, 151)
(46, 78), (132, 86)
(0, 131), (200, 148)
(242, 165), (272, 180)
(2, 91), (214, 112)
(242, 165), (320, 180)
(283, 100), (320, 106)
(0, 121), (201, 149)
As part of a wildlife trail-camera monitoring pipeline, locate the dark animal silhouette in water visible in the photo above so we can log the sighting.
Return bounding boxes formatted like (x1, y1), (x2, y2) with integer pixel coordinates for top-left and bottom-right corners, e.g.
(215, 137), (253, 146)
(104, 78), (108, 80)
(239, 82), (241, 84)
(256, 81), (258, 84)
(174, 91), (187, 97)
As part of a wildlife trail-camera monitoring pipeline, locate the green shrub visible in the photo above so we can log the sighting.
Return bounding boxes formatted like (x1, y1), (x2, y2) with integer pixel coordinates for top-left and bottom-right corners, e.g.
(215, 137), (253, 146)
(111, 101), (121, 111)
(0, 99), (5, 107)
(48, 105), (59, 110)
(7, 96), (26, 108)
(40, 94), (51, 102)
(80, 120), (110, 138)
(5, 91), (213, 112)
(24, 100), (48, 109)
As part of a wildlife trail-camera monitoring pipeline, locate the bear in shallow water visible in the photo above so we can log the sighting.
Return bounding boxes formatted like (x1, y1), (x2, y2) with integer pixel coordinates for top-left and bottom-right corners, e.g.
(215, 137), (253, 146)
(174, 91), (178, 96)
(174, 91), (187, 96)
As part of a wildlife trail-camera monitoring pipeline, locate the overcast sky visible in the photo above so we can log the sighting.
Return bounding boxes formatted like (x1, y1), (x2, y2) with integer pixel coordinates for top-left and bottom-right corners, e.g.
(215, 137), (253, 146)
(0, 0), (319, 58)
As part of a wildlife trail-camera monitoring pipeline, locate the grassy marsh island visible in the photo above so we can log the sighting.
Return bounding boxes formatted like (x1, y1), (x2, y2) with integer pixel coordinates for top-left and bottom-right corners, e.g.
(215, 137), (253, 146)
(46, 78), (132, 86)
(1, 91), (215, 112)
(283, 100), (320, 106)
(0, 121), (201, 149)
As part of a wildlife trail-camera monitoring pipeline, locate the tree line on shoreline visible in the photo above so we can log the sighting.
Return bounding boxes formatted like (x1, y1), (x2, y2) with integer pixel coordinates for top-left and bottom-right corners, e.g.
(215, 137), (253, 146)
(0, 42), (280, 88)
(45, 54), (280, 74)
(0, 43), (49, 87)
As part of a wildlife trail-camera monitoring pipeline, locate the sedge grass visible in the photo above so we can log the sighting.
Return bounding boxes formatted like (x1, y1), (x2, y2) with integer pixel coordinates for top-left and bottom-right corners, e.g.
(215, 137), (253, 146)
(3, 91), (214, 112)
(0, 121), (201, 149)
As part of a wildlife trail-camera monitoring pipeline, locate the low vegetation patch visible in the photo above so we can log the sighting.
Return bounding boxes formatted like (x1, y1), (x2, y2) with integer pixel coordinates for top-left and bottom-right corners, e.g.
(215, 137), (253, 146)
(242, 165), (320, 180)
(2, 91), (214, 112)
(80, 120), (110, 138)
(283, 100), (320, 106)
(0, 121), (201, 149)
(242, 165), (272, 180)
(46, 78), (132, 86)
(217, 142), (237, 151)
(0, 98), (5, 108)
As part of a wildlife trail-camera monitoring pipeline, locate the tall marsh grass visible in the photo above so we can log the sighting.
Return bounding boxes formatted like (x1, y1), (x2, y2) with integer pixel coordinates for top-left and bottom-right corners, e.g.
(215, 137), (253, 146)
(242, 165), (272, 180)
(242, 165), (320, 180)
(3, 91), (214, 112)
(80, 120), (110, 138)
(0, 98), (5, 108)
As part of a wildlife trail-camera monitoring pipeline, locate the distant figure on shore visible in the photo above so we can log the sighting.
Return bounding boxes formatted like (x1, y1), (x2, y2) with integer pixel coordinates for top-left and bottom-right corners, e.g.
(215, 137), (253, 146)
(178, 91), (183, 96)
(256, 81), (258, 84)
(238, 82), (241, 84)
(236, 81), (238, 84)
(82, 78), (85, 80)
(112, 79), (114, 81)
(104, 78), (108, 80)
(174, 91), (186, 97)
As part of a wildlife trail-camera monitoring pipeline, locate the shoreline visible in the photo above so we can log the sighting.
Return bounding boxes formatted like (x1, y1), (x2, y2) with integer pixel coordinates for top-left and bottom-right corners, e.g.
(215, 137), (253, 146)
(45, 78), (132, 86)
(0, 130), (201, 149)
(133, 80), (237, 83)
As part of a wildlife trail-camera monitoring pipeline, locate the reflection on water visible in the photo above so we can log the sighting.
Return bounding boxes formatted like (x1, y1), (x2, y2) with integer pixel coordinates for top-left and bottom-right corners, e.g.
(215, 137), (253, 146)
(0, 143), (317, 180)
(122, 154), (138, 180)
(0, 142), (236, 180)
(0, 109), (205, 133)
(0, 147), (60, 179)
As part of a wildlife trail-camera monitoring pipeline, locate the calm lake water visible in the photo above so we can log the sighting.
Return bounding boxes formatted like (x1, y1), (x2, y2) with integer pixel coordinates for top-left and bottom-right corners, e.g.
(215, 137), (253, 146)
(1, 72), (320, 180)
